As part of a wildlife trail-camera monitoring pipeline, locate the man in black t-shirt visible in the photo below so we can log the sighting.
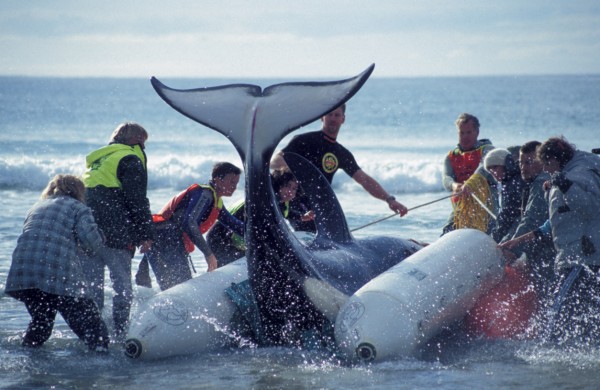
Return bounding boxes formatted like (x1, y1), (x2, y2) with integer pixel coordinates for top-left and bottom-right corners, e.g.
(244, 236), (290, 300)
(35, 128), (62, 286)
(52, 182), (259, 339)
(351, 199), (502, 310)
(271, 104), (407, 230)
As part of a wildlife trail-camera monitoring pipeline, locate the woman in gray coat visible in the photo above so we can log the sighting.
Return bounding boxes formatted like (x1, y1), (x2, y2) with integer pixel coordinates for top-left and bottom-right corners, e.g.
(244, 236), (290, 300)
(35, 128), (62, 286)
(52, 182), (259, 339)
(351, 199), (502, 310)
(539, 137), (600, 343)
(5, 174), (109, 351)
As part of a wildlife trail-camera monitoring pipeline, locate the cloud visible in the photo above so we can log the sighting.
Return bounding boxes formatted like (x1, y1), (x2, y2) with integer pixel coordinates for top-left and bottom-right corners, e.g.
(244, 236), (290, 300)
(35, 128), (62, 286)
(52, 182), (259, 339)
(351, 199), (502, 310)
(1, 0), (599, 77)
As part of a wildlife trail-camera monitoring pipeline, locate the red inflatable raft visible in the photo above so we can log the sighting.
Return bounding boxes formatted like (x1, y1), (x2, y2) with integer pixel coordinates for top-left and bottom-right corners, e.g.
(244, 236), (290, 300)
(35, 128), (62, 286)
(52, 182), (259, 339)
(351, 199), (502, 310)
(465, 266), (538, 339)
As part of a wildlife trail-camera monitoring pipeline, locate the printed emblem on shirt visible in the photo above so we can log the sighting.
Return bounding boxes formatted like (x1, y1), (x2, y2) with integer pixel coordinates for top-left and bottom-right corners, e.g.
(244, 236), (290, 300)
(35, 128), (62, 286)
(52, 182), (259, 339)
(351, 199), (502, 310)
(322, 152), (339, 173)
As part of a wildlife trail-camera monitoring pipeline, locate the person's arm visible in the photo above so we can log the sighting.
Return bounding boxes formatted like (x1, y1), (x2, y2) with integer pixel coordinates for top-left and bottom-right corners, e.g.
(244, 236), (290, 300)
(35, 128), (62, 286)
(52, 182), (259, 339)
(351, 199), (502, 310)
(181, 190), (214, 258)
(74, 204), (105, 255)
(442, 154), (459, 192)
(502, 232), (536, 249)
(270, 135), (304, 171)
(511, 178), (548, 240)
(217, 207), (245, 237)
(498, 220), (550, 252)
(351, 169), (408, 216)
(118, 155), (154, 250)
(555, 171), (600, 217)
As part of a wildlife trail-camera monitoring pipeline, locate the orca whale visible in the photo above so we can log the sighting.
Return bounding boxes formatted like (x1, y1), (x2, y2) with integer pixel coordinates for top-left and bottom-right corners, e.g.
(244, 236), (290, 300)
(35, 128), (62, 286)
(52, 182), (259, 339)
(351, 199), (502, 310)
(150, 65), (422, 345)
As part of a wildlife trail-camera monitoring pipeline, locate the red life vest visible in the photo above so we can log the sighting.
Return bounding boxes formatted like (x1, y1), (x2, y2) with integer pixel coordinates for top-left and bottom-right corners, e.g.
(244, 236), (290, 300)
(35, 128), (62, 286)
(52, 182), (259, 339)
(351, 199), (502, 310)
(152, 184), (223, 253)
(448, 146), (486, 204)
(448, 147), (485, 183)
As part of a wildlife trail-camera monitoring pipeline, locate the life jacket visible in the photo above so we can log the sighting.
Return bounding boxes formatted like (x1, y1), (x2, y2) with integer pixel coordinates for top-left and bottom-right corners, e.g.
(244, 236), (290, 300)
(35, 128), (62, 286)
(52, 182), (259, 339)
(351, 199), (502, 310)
(227, 199), (288, 250)
(153, 184), (223, 253)
(281, 201), (290, 218)
(448, 146), (485, 184)
(227, 200), (246, 251)
(448, 145), (487, 204)
(83, 144), (146, 189)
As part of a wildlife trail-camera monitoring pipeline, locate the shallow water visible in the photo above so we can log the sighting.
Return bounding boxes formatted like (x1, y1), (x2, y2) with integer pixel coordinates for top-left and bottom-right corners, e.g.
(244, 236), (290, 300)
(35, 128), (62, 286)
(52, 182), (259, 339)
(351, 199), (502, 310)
(3, 191), (600, 389)
(2, 75), (600, 388)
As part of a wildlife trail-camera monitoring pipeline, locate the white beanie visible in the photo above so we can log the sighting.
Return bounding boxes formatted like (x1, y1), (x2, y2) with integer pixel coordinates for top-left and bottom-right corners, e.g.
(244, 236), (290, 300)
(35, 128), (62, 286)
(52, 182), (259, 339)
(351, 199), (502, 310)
(484, 148), (510, 171)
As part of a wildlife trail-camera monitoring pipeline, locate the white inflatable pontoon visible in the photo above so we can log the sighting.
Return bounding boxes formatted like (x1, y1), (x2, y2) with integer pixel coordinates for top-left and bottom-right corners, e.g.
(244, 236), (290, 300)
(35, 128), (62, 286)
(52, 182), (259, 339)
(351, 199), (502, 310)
(125, 258), (248, 360)
(334, 229), (504, 362)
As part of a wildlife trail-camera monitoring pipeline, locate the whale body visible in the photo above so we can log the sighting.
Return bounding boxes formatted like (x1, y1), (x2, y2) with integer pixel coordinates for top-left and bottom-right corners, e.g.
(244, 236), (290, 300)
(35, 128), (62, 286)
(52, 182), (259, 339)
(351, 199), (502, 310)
(149, 65), (422, 345)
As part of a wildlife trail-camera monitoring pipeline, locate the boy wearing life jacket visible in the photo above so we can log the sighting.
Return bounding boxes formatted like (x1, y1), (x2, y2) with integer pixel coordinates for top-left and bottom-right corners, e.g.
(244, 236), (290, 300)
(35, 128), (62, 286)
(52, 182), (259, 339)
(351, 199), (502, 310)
(139, 162), (244, 291)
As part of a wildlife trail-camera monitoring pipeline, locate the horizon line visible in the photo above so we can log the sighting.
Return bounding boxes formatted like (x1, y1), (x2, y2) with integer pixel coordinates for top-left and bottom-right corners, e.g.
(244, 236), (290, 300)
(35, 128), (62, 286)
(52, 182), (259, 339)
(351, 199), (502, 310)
(1, 72), (599, 81)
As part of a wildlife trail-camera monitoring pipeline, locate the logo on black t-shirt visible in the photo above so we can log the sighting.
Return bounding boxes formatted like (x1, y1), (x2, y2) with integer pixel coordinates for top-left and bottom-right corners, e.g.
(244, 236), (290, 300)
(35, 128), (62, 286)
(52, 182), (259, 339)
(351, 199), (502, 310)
(322, 152), (339, 173)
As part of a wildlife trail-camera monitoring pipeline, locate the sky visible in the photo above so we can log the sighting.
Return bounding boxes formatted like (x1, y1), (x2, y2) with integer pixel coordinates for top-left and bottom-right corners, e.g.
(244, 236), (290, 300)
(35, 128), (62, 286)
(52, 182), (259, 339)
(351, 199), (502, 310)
(1, 0), (599, 79)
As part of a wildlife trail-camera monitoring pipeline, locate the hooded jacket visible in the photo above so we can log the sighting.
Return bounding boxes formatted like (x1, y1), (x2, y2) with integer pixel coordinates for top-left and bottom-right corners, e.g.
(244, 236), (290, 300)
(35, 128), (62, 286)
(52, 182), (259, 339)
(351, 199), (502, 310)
(83, 143), (154, 249)
(548, 150), (600, 269)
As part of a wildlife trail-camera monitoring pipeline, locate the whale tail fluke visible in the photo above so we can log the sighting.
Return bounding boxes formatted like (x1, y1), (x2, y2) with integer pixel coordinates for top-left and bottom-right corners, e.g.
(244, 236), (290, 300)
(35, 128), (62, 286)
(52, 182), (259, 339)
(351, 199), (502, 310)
(151, 64), (375, 162)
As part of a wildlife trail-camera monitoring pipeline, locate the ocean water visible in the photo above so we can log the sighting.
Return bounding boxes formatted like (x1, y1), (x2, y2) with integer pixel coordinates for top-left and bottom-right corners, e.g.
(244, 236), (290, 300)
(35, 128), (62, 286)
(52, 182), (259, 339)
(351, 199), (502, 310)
(1, 74), (600, 389)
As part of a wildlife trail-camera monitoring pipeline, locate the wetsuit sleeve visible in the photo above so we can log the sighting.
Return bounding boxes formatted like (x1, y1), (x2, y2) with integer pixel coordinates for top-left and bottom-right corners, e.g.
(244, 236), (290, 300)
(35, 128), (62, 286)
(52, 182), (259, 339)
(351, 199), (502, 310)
(180, 189), (214, 257)
(117, 154), (154, 245)
(217, 207), (244, 237)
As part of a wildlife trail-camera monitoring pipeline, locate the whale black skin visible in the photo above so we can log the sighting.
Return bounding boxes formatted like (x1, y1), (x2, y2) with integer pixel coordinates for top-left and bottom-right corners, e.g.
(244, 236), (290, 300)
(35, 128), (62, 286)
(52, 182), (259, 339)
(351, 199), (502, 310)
(150, 65), (422, 345)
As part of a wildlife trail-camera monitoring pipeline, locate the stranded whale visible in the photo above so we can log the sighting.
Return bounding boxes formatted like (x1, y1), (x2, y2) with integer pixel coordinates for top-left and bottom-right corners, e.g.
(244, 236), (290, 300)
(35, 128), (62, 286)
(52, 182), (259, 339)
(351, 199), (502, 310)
(150, 65), (422, 345)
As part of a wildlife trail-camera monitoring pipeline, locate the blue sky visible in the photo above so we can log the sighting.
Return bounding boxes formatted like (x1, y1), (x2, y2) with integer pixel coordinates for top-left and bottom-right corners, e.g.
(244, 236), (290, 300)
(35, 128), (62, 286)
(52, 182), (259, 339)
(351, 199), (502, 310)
(1, 0), (599, 78)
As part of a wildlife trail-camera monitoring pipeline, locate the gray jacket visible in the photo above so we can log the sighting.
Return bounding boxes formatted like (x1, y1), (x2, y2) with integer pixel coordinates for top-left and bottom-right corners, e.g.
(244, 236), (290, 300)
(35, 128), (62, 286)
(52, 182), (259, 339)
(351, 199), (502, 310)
(511, 172), (551, 240)
(549, 151), (600, 269)
(6, 196), (104, 298)
(508, 171), (555, 286)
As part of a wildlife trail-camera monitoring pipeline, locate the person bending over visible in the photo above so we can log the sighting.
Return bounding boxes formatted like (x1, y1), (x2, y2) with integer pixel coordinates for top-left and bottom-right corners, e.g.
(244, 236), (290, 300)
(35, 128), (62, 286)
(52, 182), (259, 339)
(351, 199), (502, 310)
(5, 174), (109, 351)
(138, 162), (244, 291)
